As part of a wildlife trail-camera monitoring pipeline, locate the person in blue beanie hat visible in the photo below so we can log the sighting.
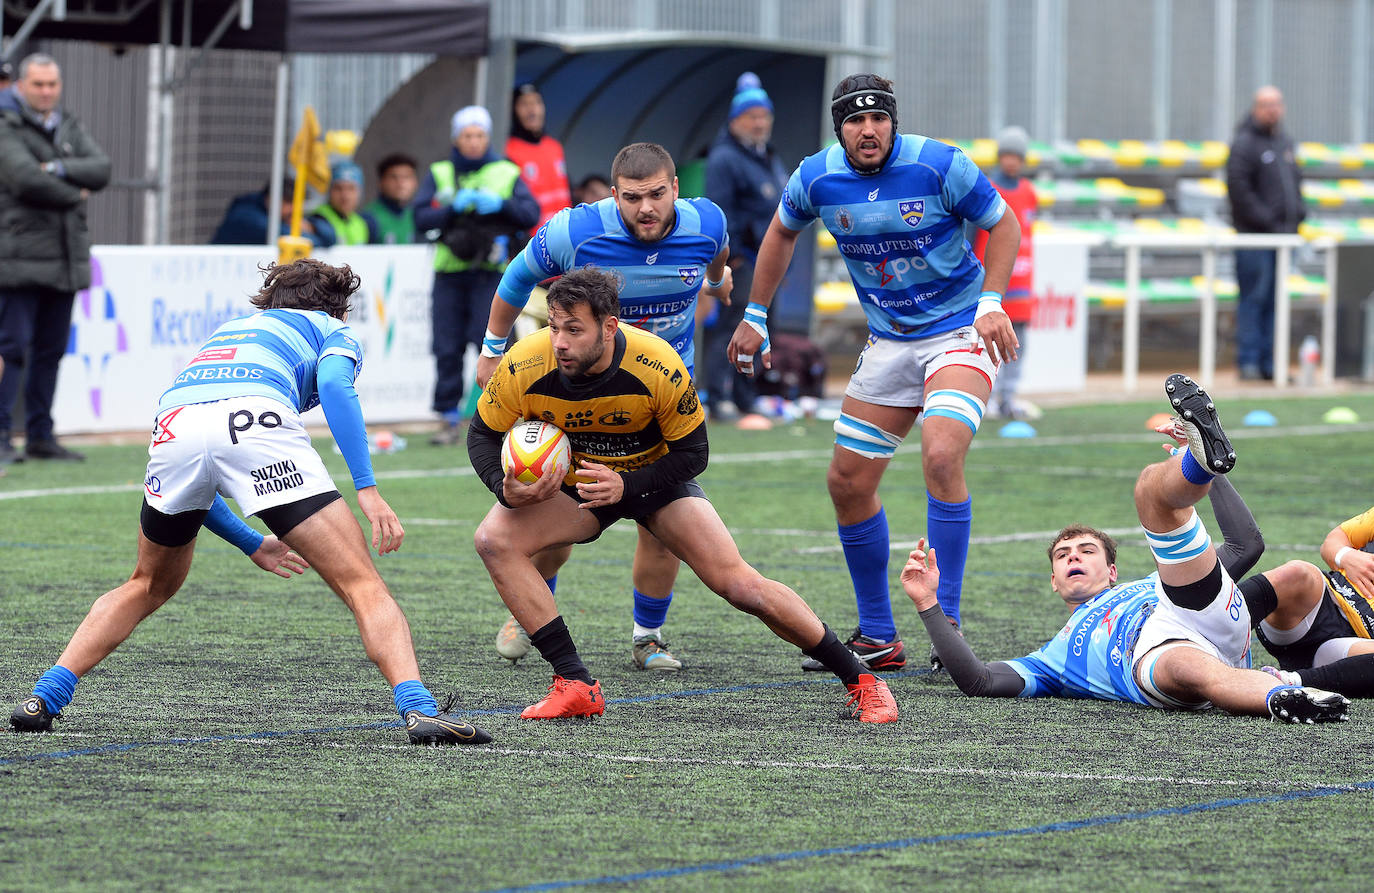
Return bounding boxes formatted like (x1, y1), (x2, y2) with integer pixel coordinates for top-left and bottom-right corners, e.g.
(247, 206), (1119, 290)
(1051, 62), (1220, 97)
(702, 72), (789, 422)
(308, 160), (381, 247)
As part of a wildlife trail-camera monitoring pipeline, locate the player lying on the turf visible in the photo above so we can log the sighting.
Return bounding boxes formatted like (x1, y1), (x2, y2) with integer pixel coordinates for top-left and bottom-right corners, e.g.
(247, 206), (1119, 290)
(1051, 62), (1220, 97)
(1238, 502), (1374, 697)
(900, 374), (1350, 724)
(466, 267), (898, 722)
(9, 259), (490, 747)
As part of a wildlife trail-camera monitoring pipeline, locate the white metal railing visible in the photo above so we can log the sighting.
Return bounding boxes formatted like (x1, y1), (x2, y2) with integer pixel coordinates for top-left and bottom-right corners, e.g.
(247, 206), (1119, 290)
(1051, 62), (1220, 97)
(1110, 232), (1323, 392)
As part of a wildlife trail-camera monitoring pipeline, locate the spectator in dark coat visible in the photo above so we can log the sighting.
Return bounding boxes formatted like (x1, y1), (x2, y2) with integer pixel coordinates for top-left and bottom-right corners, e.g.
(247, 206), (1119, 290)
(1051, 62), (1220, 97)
(210, 177), (323, 247)
(1226, 85), (1305, 380)
(702, 73), (790, 421)
(0, 54), (110, 463)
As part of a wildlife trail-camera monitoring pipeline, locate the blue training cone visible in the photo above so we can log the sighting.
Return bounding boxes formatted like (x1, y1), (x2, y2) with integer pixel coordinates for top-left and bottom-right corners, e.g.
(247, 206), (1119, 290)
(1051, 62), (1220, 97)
(999, 420), (1037, 438)
(1243, 409), (1277, 427)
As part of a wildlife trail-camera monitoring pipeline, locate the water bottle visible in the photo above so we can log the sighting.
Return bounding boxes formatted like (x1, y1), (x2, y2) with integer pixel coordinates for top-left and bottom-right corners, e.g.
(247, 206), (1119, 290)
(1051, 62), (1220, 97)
(1299, 335), (1319, 387)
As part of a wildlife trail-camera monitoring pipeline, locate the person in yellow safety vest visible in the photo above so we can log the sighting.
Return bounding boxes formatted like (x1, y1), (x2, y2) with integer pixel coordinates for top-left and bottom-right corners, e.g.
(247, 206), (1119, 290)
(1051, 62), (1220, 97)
(412, 105), (539, 445)
(308, 161), (380, 247)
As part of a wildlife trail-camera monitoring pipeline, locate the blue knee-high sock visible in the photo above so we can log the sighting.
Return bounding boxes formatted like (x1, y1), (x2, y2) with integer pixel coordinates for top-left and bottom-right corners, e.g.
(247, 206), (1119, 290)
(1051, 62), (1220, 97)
(839, 508), (896, 641)
(393, 679), (438, 719)
(545, 575), (558, 595)
(928, 494), (972, 625)
(33, 665), (78, 713)
(632, 589), (673, 629)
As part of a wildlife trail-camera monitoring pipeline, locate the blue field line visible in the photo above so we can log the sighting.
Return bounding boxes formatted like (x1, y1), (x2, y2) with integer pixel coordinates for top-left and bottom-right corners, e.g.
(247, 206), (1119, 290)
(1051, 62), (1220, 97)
(481, 782), (1373, 892)
(0, 671), (923, 767)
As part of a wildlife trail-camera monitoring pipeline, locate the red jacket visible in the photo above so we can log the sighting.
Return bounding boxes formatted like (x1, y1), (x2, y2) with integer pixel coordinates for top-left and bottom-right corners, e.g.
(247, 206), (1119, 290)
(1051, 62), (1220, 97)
(974, 176), (1036, 323)
(506, 135), (571, 231)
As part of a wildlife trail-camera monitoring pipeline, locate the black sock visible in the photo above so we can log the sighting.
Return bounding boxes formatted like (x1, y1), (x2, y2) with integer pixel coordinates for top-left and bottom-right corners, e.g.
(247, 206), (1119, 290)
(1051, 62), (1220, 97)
(529, 616), (593, 685)
(1238, 573), (1278, 622)
(803, 624), (864, 686)
(1297, 654), (1374, 698)
(1160, 560), (1223, 611)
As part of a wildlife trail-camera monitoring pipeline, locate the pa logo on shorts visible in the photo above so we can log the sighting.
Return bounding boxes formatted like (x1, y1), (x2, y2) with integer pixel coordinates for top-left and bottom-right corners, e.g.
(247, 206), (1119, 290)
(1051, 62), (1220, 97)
(899, 200), (924, 227)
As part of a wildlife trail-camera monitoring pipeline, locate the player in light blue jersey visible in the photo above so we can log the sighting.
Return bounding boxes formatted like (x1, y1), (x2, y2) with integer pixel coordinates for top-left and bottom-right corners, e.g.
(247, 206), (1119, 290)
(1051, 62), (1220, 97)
(473, 143), (733, 671)
(9, 259), (491, 746)
(900, 375), (1349, 723)
(728, 74), (1022, 674)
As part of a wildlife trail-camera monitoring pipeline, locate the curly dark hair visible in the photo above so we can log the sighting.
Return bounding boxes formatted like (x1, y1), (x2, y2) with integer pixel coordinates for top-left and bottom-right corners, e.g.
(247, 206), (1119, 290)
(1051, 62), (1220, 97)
(546, 267), (620, 324)
(1046, 525), (1118, 567)
(249, 258), (359, 320)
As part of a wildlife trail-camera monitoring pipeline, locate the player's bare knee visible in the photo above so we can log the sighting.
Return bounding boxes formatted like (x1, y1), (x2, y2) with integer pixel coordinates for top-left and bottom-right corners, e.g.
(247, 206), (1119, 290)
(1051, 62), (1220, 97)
(1269, 559), (1324, 599)
(472, 523), (511, 565)
(826, 464), (870, 505)
(921, 442), (965, 489)
(1155, 648), (1212, 700)
(716, 572), (768, 615)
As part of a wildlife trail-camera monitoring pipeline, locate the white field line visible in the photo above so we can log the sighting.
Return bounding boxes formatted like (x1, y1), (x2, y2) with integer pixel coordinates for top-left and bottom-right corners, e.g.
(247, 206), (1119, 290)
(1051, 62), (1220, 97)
(299, 741), (1346, 791)
(1, 420), (1363, 503)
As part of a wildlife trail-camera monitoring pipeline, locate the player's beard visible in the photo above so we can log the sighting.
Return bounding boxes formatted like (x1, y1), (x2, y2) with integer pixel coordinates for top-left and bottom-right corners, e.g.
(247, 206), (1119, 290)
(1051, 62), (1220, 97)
(845, 133), (893, 172)
(557, 341), (606, 378)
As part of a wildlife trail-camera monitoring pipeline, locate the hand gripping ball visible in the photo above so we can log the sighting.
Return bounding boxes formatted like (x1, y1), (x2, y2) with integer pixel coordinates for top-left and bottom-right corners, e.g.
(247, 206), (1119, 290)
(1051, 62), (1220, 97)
(501, 420), (572, 484)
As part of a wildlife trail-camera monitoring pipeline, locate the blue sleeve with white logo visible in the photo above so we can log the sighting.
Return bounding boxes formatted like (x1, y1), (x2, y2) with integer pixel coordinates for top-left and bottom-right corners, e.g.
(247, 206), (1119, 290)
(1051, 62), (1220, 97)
(203, 494), (264, 555)
(944, 148), (1006, 231)
(496, 206), (575, 309)
(317, 353), (374, 490)
(689, 197), (730, 256)
(777, 157), (820, 231)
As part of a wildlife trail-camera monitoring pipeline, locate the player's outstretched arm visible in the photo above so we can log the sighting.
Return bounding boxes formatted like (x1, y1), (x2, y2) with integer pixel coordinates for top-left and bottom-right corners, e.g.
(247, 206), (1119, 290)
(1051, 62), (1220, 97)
(727, 213), (798, 375)
(202, 494), (306, 577)
(357, 486), (404, 554)
(972, 212), (1021, 366)
(901, 541), (1025, 697)
(1324, 508), (1374, 598)
(250, 535), (311, 578)
(700, 246), (733, 307)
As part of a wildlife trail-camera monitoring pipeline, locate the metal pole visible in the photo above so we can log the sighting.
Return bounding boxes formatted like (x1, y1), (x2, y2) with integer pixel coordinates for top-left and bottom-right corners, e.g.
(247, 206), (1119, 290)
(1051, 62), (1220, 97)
(988, 0), (1007, 135)
(1124, 244), (1141, 393)
(1151, 0), (1170, 141)
(1272, 244), (1290, 389)
(3, 0), (59, 58)
(1213, 0), (1236, 141)
(267, 57), (289, 248)
(156, 0), (172, 244)
(1200, 246), (1217, 387)
(1354, 0), (1370, 143)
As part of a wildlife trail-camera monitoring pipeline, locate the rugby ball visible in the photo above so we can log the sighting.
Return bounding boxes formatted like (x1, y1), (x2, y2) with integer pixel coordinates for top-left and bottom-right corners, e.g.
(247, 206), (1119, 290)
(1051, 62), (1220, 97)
(501, 420), (572, 484)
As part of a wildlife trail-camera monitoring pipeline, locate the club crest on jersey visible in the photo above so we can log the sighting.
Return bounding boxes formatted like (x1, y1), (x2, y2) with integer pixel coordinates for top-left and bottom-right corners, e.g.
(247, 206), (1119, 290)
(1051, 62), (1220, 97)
(678, 266), (699, 287)
(645, 252), (659, 265)
(899, 200), (924, 227)
(833, 208), (854, 234)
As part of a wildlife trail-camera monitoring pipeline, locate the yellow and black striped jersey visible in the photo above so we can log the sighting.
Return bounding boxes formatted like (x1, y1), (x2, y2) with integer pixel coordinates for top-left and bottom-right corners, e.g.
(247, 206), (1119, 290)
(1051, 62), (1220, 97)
(1339, 507), (1374, 552)
(477, 322), (705, 488)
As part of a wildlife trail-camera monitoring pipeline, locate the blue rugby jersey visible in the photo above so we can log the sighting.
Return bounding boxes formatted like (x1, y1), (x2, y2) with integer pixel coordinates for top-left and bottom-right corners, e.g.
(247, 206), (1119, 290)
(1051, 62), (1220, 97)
(1004, 576), (1161, 705)
(495, 197), (728, 368)
(158, 309), (363, 414)
(778, 134), (1006, 340)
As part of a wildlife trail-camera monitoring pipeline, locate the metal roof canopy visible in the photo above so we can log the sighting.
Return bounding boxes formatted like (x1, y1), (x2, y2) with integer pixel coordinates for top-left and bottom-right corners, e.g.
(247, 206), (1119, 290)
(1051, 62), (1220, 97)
(490, 32), (877, 334)
(2, 0), (489, 243)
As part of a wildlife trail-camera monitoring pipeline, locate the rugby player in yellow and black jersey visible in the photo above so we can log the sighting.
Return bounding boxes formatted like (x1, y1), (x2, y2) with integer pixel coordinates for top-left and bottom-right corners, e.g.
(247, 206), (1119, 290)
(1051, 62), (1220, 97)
(466, 268), (899, 723)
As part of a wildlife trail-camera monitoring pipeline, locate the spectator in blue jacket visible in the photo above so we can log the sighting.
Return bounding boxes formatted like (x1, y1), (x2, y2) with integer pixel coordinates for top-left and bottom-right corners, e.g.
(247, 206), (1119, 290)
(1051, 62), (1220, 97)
(210, 177), (323, 247)
(702, 73), (790, 421)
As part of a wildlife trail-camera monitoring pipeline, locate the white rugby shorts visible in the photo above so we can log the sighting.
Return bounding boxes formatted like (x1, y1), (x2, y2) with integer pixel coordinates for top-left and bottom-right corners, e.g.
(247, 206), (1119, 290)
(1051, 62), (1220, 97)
(845, 326), (997, 408)
(1132, 567), (1252, 709)
(143, 396), (338, 519)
